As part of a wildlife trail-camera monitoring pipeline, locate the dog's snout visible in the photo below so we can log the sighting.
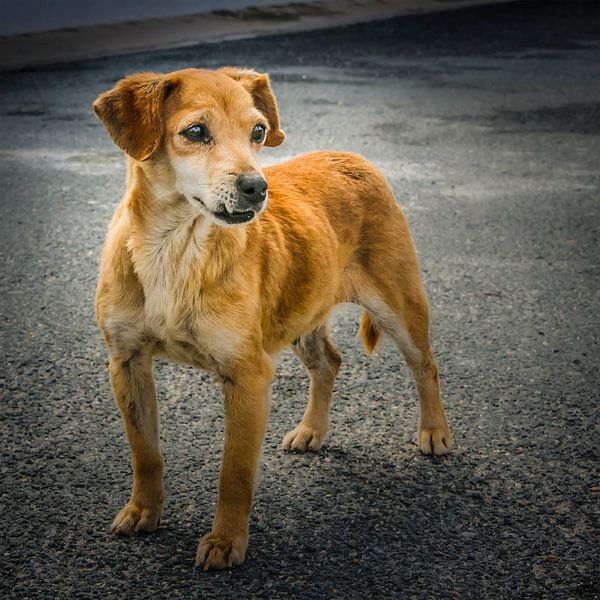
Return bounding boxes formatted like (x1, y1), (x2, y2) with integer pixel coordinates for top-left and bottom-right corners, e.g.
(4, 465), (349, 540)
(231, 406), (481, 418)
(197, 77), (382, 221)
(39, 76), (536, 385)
(237, 174), (268, 204)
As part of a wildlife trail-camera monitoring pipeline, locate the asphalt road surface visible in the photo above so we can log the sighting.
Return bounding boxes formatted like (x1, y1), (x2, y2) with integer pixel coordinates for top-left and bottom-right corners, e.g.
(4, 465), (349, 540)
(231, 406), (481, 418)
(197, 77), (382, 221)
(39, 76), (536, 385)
(1, 1), (599, 598)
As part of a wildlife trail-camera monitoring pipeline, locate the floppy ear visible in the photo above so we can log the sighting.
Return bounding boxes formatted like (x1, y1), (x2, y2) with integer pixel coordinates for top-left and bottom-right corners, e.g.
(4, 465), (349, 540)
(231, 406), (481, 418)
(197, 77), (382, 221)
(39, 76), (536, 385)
(219, 67), (285, 147)
(92, 72), (173, 161)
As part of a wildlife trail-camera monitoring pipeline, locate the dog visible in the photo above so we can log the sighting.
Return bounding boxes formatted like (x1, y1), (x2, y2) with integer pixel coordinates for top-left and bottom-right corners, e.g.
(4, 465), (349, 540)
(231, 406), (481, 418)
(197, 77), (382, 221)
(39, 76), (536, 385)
(92, 67), (452, 570)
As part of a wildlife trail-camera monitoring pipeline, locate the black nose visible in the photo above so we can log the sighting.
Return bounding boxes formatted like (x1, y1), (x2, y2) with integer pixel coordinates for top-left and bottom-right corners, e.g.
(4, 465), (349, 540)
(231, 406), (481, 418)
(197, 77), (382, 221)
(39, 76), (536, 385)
(236, 174), (268, 204)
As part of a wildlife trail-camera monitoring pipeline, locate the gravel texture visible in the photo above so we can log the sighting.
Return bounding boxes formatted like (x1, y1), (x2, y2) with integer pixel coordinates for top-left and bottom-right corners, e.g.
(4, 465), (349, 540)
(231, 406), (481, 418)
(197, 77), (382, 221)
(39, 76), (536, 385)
(1, 1), (599, 598)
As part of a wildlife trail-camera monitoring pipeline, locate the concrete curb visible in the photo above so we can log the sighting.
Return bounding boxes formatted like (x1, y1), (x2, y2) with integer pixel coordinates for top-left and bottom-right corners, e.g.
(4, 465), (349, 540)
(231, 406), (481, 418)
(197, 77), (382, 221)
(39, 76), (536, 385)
(0, 0), (513, 71)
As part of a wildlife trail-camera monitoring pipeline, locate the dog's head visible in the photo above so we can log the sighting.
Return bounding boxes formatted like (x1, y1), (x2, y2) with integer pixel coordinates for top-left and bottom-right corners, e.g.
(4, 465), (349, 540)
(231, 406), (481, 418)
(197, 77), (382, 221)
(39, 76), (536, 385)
(93, 67), (285, 225)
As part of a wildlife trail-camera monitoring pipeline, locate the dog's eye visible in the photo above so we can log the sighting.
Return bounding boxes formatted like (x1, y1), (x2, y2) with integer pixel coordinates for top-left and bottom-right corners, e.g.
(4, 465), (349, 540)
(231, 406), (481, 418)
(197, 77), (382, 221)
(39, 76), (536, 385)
(251, 124), (266, 144)
(182, 124), (211, 143)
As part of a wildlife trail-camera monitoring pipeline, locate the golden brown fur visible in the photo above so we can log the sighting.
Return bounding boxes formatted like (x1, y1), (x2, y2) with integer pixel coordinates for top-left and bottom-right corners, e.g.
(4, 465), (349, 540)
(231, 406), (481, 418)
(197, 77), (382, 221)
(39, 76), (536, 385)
(93, 67), (452, 570)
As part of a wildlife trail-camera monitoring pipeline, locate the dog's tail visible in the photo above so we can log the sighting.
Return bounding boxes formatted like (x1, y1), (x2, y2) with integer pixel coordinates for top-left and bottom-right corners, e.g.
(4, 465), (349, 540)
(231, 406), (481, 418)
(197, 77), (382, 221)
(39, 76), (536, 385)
(359, 310), (381, 354)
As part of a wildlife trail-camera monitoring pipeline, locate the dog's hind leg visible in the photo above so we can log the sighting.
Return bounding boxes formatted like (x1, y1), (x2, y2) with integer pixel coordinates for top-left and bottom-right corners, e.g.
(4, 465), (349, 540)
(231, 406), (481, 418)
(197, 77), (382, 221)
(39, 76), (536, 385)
(108, 350), (164, 534)
(282, 325), (342, 451)
(360, 286), (452, 456)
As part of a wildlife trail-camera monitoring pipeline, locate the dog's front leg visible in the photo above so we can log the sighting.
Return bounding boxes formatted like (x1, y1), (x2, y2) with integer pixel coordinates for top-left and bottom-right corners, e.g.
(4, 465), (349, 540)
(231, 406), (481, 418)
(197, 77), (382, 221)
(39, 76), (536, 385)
(196, 354), (274, 570)
(108, 351), (164, 535)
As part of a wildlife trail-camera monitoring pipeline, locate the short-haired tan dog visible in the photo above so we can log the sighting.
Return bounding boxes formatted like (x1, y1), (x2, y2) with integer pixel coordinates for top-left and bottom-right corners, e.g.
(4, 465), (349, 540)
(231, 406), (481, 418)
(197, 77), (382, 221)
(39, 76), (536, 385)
(93, 67), (452, 570)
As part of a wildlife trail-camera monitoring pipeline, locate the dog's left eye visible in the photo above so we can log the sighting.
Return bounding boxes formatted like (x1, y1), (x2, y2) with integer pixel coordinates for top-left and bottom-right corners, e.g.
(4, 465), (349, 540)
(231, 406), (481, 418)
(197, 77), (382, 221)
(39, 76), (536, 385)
(251, 124), (266, 144)
(182, 124), (212, 143)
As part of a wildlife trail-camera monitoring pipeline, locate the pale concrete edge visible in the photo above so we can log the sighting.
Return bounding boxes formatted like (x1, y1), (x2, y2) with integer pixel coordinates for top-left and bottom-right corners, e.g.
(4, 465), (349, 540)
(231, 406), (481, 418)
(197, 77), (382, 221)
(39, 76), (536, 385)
(0, 0), (515, 71)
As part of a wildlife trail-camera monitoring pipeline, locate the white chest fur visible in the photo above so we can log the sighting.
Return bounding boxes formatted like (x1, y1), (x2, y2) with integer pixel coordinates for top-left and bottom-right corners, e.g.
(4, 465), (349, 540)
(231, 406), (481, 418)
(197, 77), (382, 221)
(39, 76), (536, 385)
(131, 209), (210, 336)
(104, 208), (241, 366)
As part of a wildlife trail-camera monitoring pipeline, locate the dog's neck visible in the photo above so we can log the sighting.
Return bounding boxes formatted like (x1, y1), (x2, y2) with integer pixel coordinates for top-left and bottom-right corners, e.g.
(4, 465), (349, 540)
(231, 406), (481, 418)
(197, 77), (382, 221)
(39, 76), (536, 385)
(124, 160), (248, 286)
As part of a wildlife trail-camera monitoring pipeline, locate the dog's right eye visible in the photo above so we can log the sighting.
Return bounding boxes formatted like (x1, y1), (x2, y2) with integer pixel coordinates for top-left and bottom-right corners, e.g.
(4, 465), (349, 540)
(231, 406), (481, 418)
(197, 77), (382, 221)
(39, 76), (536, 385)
(182, 124), (212, 143)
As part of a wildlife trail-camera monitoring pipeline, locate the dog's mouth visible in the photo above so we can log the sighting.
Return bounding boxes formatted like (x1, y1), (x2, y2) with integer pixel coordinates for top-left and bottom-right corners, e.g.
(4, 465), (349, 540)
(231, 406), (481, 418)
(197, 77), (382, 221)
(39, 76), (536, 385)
(213, 208), (255, 224)
(193, 197), (255, 225)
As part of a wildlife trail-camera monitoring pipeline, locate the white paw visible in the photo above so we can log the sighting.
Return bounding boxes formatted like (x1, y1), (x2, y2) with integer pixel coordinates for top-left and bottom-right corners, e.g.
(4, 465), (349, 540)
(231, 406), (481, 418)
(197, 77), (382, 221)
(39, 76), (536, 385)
(111, 502), (161, 535)
(418, 426), (452, 455)
(195, 531), (247, 570)
(282, 424), (327, 451)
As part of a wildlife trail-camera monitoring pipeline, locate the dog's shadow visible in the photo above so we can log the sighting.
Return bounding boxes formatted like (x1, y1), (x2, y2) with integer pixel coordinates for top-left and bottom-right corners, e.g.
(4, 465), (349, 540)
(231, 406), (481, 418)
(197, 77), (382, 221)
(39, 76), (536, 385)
(149, 444), (488, 586)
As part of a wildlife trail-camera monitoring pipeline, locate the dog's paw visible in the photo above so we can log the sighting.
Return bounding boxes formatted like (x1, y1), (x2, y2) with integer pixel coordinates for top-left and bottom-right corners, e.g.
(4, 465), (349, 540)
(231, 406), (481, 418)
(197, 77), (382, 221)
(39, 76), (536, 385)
(418, 426), (452, 455)
(195, 531), (247, 571)
(111, 502), (161, 535)
(282, 424), (326, 451)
